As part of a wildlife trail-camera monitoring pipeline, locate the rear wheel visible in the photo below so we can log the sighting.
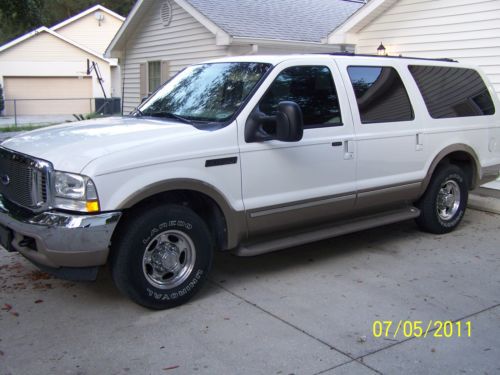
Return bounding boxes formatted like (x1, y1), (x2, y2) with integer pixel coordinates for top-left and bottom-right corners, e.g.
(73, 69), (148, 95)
(110, 204), (213, 309)
(416, 165), (469, 234)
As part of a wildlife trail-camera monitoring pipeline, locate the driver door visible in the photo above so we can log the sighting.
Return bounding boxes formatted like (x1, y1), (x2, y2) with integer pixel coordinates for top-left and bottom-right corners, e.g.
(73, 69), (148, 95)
(236, 58), (357, 238)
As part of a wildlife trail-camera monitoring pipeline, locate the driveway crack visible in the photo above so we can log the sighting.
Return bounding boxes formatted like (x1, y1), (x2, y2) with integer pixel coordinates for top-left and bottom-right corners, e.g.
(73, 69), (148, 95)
(209, 280), (383, 375)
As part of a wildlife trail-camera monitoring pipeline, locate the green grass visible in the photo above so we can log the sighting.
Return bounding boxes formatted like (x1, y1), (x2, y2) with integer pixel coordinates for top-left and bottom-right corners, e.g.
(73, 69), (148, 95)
(0, 124), (56, 132)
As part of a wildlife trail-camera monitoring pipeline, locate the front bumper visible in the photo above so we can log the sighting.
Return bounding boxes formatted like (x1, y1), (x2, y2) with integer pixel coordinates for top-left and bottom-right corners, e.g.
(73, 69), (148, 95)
(0, 196), (121, 270)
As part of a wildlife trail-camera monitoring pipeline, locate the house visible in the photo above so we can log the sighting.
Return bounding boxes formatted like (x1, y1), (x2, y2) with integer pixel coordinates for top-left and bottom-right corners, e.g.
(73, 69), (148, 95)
(328, 0), (500, 100)
(0, 5), (124, 116)
(108, 0), (500, 115)
(105, 0), (364, 113)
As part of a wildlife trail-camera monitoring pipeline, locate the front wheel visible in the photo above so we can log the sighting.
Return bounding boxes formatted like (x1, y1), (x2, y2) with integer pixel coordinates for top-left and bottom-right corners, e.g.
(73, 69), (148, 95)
(415, 165), (469, 234)
(110, 204), (213, 309)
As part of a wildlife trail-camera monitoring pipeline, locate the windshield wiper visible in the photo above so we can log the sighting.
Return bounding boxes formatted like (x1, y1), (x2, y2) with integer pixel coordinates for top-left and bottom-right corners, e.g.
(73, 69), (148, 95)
(146, 111), (193, 124)
(133, 108), (144, 117)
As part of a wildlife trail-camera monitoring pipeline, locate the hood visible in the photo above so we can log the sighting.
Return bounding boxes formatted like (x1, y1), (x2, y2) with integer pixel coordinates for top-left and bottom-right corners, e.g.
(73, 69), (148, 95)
(1, 117), (202, 172)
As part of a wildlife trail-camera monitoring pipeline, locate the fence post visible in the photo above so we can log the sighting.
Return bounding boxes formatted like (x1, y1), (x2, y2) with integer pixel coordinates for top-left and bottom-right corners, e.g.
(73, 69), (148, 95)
(14, 100), (17, 127)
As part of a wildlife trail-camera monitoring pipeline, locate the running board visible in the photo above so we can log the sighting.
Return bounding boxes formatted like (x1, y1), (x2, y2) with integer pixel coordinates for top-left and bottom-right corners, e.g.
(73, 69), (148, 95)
(234, 206), (420, 257)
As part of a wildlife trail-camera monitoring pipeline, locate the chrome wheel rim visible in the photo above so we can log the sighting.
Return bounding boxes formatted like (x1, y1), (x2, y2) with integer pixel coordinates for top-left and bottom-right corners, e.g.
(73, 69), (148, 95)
(436, 179), (461, 221)
(142, 230), (196, 289)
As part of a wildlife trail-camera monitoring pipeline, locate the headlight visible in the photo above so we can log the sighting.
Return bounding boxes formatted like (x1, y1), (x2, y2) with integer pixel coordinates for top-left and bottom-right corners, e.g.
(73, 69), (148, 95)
(53, 171), (100, 213)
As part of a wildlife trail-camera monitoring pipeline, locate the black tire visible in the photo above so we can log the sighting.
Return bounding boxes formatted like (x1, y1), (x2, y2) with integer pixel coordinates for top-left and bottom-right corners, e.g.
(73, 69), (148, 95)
(415, 164), (469, 234)
(110, 204), (213, 310)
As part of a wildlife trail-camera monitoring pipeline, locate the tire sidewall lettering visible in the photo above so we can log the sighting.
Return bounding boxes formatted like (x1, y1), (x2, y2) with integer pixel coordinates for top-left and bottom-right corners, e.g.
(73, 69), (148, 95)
(146, 269), (204, 301)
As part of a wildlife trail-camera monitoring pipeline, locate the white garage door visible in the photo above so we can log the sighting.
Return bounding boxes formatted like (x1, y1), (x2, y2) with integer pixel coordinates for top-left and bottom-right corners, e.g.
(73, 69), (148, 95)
(4, 77), (93, 116)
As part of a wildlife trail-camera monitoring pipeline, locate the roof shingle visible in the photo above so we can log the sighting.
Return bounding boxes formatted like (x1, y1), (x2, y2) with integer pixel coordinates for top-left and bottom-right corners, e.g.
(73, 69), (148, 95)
(185, 0), (363, 43)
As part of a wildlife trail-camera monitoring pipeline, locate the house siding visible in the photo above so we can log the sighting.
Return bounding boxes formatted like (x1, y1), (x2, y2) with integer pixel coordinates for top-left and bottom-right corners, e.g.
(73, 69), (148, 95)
(121, 2), (228, 113)
(55, 11), (123, 54)
(0, 31), (112, 98)
(354, 0), (500, 98)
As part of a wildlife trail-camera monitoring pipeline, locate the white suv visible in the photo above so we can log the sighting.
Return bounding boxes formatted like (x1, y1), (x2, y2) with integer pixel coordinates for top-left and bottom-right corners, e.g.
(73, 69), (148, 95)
(1, 54), (499, 309)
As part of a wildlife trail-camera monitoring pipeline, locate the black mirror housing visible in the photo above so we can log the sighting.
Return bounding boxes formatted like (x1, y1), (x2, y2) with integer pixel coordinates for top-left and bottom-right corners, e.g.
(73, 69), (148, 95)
(275, 101), (303, 142)
(245, 101), (304, 143)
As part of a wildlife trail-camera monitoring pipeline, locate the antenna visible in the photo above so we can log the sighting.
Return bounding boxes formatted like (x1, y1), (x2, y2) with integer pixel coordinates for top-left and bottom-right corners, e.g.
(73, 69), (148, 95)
(95, 11), (104, 26)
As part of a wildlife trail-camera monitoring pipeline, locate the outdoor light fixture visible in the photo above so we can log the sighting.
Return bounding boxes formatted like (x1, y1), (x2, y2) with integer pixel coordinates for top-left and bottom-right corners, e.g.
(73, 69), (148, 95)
(377, 42), (386, 56)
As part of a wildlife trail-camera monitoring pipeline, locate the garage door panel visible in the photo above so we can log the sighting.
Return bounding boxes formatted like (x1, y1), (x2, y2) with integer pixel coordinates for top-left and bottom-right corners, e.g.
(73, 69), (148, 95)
(4, 77), (93, 115)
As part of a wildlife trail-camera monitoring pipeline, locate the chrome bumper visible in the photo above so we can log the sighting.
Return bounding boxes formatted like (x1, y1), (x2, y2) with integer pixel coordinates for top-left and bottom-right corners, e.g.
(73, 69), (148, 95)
(0, 197), (121, 268)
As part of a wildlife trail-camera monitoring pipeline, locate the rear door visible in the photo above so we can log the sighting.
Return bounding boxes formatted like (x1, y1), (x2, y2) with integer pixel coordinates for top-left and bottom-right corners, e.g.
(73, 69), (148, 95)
(335, 58), (426, 210)
(236, 58), (357, 238)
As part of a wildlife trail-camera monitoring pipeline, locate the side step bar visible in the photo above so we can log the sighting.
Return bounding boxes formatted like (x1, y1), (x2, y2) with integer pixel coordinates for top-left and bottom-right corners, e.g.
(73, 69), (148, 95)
(234, 206), (420, 257)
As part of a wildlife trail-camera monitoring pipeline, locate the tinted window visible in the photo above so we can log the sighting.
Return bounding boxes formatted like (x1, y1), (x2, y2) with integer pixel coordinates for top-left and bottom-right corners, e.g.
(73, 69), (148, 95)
(259, 66), (342, 127)
(140, 62), (271, 123)
(347, 66), (414, 123)
(409, 65), (495, 118)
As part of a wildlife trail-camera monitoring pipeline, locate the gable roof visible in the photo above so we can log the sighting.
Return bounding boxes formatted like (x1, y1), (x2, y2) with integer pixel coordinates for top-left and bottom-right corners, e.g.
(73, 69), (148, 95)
(0, 5), (123, 63)
(0, 26), (109, 63)
(107, 0), (364, 56)
(327, 0), (398, 43)
(184, 0), (364, 43)
(51, 4), (125, 31)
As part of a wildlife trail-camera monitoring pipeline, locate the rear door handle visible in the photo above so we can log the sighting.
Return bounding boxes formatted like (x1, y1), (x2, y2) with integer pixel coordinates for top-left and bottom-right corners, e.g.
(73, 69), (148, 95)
(416, 133), (424, 151)
(344, 140), (354, 160)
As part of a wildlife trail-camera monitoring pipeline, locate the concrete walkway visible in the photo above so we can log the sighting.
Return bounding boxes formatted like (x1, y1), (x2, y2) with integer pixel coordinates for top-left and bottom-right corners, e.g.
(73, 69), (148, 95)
(1, 209), (499, 374)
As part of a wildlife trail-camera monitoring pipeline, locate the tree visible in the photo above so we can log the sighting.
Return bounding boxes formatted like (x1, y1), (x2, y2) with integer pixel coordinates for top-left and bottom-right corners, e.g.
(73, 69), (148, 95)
(0, 0), (45, 45)
(0, 83), (4, 115)
(0, 0), (135, 45)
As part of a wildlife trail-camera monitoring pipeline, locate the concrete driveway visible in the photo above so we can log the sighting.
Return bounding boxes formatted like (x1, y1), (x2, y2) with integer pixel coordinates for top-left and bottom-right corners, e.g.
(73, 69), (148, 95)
(1, 209), (499, 375)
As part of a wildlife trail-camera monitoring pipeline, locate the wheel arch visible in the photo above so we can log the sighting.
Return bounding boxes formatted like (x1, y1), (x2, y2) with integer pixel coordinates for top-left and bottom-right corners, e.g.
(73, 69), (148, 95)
(115, 179), (246, 250)
(421, 144), (481, 195)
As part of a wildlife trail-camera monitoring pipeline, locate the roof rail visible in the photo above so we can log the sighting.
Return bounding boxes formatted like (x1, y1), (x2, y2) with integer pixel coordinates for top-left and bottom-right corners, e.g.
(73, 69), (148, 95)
(325, 52), (458, 63)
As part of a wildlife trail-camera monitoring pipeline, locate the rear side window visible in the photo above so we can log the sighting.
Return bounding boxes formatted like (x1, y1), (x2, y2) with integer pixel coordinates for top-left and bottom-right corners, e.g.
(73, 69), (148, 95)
(409, 65), (495, 118)
(347, 66), (414, 124)
(259, 66), (342, 128)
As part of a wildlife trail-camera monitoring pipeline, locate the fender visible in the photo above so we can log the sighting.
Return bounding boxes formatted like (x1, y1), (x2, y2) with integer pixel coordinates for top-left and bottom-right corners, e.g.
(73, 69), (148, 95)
(420, 144), (481, 195)
(116, 178), (247, 249)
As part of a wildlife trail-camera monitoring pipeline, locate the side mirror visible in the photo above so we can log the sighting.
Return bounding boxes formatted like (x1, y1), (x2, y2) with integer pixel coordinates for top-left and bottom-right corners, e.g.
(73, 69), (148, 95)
(275, 101), (303, 142)
(245, 101), (304, 143)
(141, 96), (149, 104)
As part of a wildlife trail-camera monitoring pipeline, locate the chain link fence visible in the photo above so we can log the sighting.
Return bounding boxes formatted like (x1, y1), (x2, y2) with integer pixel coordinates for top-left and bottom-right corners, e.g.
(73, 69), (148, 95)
(0, 98), (121, 128)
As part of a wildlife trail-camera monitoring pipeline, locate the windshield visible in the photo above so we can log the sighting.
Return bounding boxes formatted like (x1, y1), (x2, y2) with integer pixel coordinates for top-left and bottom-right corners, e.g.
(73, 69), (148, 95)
(138, 62), (272, 123)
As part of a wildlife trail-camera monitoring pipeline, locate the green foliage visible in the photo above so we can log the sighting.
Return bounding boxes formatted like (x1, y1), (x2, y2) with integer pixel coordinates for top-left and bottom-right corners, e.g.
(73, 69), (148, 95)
(0, 0), (135, 45)
(0, 124), (52, 132)
(0, 83), (4, 114)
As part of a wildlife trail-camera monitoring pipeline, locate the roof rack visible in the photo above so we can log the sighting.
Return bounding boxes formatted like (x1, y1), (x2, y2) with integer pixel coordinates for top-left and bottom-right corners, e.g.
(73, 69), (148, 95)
(324, 52), (458, 63)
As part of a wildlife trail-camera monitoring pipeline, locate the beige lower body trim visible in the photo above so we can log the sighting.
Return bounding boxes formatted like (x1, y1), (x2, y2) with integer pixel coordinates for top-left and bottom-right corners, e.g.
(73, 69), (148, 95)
(247, 193), (356, 237)
(245, 181), (423, 241)
(356, 181), (422, 210)
(479, 164), (500, 185)
(235, 205), (421, 257)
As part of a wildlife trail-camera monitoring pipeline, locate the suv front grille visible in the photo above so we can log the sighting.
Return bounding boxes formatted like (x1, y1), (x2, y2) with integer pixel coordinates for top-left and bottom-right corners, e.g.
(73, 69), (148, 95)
(0, 147), (51, 211)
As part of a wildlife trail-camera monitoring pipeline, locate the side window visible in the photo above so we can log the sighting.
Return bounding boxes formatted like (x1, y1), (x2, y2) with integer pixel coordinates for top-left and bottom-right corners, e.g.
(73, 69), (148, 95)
(409, 65), (495, 118)
(347, 66), (414, 124)
(259, 66), (342, 128)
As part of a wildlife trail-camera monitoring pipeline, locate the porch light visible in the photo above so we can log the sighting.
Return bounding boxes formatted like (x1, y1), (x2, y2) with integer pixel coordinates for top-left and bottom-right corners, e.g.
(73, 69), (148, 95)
(377, 42), (386, 56)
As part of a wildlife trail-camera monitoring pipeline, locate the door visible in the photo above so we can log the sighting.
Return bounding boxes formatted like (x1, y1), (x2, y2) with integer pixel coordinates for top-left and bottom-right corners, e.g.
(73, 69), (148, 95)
(236, 58), (357, 238)
(4, 76), (92, 116)
(335, 59), (427, 210)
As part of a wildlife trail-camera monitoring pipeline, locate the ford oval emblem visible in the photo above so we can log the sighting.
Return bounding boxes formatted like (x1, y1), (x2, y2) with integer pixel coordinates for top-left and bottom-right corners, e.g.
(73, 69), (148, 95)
(0, 174), (10, 186)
